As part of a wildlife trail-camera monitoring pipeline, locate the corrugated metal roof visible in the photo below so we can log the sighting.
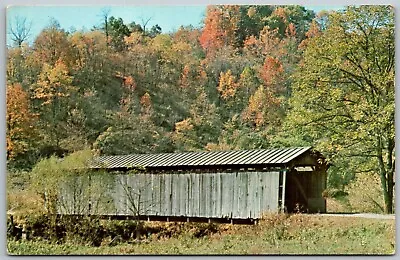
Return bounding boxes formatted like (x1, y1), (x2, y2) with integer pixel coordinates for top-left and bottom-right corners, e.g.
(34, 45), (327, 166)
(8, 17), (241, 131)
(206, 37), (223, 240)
(90, 147), (312, 170)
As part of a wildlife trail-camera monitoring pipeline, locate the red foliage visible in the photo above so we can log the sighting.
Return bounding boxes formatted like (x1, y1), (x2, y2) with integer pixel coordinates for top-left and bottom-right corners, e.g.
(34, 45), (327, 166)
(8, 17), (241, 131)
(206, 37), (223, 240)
(199, 6), (239, 53)
(259, 56), (284, 87)
(199, 6), (225, 51)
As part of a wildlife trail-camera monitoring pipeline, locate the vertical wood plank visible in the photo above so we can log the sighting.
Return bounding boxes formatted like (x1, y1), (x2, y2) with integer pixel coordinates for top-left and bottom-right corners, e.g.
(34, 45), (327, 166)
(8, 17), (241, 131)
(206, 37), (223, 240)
(173, 174), (179, 215)
(281, 170), (287, 213)
(159, 174), (164, 216)
(165, 174), (171, 216)
(228, 172), (234, 218)
(232, 172), (238, 218)
(197, 173), (202, 217)
(210, 174), (215, 217)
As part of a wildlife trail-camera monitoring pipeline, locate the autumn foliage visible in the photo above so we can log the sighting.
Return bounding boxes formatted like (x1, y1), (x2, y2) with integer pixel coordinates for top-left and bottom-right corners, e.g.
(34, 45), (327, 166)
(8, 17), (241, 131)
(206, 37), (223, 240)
(6, 5), (394, 214)
(6, 84), (36, 160)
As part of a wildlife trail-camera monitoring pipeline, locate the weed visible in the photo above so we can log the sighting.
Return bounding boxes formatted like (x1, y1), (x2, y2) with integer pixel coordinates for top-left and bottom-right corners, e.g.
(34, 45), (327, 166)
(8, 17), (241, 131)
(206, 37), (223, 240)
(7, 214), (395, 255)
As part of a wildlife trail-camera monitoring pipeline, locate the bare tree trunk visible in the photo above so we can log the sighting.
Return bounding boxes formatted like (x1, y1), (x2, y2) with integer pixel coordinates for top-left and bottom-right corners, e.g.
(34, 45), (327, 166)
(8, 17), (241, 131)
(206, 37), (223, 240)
(101, 8), (111, 49)
(377, 136), (394, 214)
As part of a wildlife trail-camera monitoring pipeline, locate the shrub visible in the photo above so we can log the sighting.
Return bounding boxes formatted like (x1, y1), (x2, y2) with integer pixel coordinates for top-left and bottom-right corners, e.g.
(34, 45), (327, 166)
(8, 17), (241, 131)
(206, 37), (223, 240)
(58, 216), (105, 246)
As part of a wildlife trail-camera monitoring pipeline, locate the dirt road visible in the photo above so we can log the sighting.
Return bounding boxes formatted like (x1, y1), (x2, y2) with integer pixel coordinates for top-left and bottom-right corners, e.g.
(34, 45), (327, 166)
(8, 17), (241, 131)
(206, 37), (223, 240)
(317, 213), (395, 220)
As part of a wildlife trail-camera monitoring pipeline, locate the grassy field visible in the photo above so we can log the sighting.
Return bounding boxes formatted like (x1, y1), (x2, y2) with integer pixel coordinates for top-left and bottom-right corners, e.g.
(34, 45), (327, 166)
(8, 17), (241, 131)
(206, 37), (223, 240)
(7, 213), (395, 255)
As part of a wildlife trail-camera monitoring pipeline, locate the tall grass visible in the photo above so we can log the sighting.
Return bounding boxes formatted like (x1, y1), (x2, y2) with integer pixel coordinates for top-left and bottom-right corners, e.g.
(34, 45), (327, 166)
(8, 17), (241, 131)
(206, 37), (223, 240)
(7, 213), (395, 255)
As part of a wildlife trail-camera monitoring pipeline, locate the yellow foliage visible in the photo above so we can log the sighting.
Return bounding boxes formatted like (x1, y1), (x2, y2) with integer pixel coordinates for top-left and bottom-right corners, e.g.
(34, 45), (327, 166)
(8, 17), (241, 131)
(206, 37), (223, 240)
(345, 173), (385, 213)
(7, 190), (45, 216)
(247, 6), (256, 18)
(33, 59), (77, 106)
(175, 118), (194, 133)
(217, 70), (238, 99)
(242, 85), (281, 128)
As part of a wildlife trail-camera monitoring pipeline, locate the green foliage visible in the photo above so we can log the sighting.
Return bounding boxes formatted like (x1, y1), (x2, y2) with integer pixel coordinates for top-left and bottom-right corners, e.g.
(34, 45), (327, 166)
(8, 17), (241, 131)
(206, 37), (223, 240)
(172, 90), (222, 151)
(29, 150), (114, 215)
(7, 169), (44, 216)
(288, 6), (395, 213)
(108, 16), (131, 51)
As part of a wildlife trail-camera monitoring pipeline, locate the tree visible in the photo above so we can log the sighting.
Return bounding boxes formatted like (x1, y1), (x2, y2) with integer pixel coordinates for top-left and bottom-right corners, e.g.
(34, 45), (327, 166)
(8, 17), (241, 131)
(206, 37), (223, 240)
(117, 170), (159, 238)
(100, 8), (111, 48)
(148, 24), (162, 38)
(93, 91), (172, 155)
(242, 85), (282, 129)
(31, 59), (78, 149)
(172, 90), (222, 151)
(288, 6), (395, 213)
(30, 150), (114, 217)
(8, 16), (32, 47)
(140, 17), (152, 34)
(33, 20), (74, 67)
(217, 69), (238, 100)
(108, 16), (131, 51)
(6, 84), (37, 162)
(264, 5), (314, 40)
(199, 6), (240, 53)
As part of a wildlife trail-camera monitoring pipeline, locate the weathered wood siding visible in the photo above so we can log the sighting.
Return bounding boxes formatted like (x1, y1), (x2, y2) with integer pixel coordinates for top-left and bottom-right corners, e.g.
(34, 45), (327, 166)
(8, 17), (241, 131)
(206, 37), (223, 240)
(57, 173), (116, 215)
(110, 171), (280, 219)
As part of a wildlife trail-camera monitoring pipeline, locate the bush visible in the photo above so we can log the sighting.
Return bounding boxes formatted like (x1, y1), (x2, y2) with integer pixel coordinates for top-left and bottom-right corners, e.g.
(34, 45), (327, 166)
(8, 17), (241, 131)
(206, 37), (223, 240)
(8, 214), (226, 248)
(102, 220), (139, 241)
(7, 169), (44, 216)
(59, 216), (105, 246)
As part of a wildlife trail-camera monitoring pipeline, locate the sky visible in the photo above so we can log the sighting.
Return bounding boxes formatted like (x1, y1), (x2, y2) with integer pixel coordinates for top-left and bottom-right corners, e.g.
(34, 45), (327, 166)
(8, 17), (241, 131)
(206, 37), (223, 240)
(6, 5), (344, 46)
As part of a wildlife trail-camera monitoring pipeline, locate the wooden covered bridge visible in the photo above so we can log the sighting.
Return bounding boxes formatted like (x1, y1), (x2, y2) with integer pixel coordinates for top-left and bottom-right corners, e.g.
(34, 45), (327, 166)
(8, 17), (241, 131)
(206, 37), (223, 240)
(60, 147), (328, 223)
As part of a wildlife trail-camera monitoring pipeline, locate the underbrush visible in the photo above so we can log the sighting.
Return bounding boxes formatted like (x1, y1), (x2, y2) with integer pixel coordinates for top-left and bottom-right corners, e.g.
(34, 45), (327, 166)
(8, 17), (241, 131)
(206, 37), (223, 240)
(7, 213), (395, 255)
(7, 214), (222, 248)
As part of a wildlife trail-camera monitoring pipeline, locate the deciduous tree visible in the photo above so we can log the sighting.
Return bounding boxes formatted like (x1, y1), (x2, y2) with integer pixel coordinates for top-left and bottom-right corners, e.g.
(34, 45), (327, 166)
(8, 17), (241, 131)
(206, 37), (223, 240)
(6, 84), (37, 161)
(288, 6), (395, 213)
(8, 16), (32, 47)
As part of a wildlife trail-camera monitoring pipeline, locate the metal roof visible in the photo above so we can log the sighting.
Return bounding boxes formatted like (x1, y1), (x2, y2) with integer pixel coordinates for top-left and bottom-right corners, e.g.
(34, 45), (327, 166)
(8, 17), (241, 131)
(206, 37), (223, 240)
(90, 147), (313, 170)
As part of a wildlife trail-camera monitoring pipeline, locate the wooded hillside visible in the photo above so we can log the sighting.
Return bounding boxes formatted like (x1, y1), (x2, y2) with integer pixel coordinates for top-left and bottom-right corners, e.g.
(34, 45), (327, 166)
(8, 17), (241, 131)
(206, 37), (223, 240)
(6, 5), (395, 213)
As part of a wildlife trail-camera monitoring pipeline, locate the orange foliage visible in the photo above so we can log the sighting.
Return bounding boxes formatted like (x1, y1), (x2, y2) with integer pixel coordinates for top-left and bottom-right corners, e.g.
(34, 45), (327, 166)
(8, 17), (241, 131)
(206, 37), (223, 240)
(247, 6), (257, 18)
(175, 118), (194, 133)
(259, 56), (284, 87)
(140, 93), (151, 107)
(199, 5), (239, 53)
(199, 6), (225, 51)
(299, 20), (321, 49)
(123, 75), (137, 91)
(274, 7), (288, 22)
(180, 65), (191, 88)
(242, 85), (281, 128)
(285, 23), (297, 37)
(258, 27), (281, 55)
(33, 26), (74, 67)
(6, 84), (37, 160)
(243, 35), (261, 55)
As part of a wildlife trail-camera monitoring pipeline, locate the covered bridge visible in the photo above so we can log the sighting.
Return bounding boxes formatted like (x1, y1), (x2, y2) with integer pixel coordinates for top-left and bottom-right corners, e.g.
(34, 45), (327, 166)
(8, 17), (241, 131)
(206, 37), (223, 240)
(74, 147), (328, 222)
